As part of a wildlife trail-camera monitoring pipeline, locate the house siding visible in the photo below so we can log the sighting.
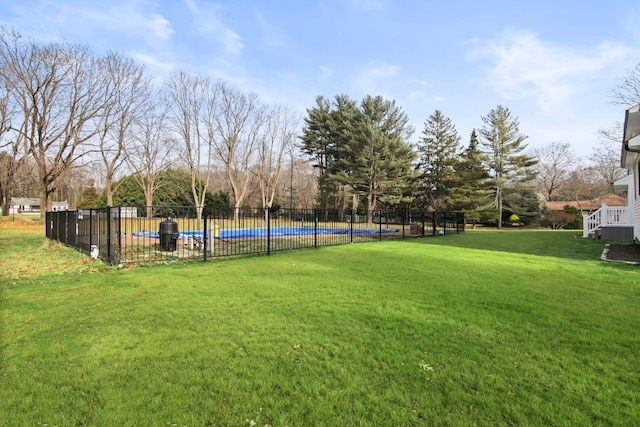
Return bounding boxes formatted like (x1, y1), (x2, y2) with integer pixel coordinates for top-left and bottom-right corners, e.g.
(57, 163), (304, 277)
(635, 199), (640, 242)
(636, 161), (640, 242)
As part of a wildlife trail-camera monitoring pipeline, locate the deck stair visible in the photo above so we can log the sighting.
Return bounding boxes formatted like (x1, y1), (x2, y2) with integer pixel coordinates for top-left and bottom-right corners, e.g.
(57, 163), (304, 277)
(582, 203), (632, 239)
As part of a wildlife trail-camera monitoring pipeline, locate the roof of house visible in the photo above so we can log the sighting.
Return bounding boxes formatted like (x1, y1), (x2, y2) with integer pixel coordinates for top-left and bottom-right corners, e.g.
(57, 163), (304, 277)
(621, 104), (640, 169)
(8, 198), (68, 207)
(10, 197), (39, 206)
(543, 194), (627, 212)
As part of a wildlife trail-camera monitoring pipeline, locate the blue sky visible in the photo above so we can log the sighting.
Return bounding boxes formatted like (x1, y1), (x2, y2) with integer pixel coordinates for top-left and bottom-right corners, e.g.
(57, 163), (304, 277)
(2, 0), (640, 156)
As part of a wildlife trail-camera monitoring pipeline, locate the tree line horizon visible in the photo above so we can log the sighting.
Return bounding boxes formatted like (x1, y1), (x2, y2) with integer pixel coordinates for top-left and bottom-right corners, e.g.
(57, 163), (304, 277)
(0, 27), (628, 228)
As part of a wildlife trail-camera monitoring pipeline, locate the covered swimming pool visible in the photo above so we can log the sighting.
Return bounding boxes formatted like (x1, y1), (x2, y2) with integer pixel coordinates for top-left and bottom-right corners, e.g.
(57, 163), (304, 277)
(132, 226), (399, 240)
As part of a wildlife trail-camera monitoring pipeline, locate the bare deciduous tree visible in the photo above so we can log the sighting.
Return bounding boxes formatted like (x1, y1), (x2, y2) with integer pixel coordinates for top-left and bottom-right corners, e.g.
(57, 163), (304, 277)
(0, 28), (112, 221)
(125, 103), (173, 219)
(588, 131), (627, 194)
(95, 52), (150, 206)
(611, 63), (640, 107)
(252, 104), (299, 213)
(532, 142), (575, 201)
(0, 74), (20, 215)
(558, 167), (606, 202)
(165, 71), (218, 220)
(593, 122), (627, 191)
(212, 83), (263, 219)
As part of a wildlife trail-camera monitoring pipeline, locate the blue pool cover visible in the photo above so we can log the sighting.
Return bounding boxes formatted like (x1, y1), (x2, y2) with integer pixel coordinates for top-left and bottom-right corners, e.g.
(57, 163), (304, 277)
(132, 226), (398, 240)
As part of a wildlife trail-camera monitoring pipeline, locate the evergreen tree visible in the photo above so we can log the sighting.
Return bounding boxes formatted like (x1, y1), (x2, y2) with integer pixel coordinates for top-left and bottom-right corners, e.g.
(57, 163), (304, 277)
(300, 94), (416, 217)
(345, 95), (416, 220)
(502, 186), (541, 225)
(96, 169), (217, 212)
(76, 185), (100, 209)
(415, 110), (461, 210)
(449, 130), (493, 226)
(479, 106), (537, 228)
(300, 96), (336, 210)
(323, 94), (361, 211)
(206, 191), (231, 211)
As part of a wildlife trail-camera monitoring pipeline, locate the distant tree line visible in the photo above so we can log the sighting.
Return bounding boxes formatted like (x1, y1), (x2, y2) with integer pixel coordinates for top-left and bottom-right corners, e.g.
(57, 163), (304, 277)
(301, 98), (540, 228)
(0, 27), (314, 221)
(0, 27), (628, 228)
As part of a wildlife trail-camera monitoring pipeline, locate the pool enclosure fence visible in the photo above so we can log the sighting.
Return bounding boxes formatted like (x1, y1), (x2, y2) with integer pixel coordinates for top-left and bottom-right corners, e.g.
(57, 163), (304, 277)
(46, 206), (465, 265)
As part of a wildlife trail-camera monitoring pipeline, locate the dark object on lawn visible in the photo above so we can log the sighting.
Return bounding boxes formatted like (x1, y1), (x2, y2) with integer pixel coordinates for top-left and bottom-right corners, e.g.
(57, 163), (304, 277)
(159, 218), (179, 252)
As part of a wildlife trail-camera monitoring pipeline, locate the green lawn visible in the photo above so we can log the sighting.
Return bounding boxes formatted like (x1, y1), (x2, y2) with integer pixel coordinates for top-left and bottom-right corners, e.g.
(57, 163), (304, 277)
(1, 226), (639, 426)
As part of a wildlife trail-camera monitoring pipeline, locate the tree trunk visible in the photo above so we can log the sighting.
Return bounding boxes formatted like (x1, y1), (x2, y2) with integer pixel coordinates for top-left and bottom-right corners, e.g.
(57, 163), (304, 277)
(496, 185), (503, 229)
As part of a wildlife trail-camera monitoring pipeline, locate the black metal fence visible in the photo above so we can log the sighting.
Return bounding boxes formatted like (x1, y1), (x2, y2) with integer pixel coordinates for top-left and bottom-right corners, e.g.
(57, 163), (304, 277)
(46, 206), (465, 264)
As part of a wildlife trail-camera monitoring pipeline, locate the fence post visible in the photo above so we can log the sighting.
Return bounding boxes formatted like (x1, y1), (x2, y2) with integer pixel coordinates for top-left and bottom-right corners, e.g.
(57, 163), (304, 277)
(432, 211), (436, 236)
(89, 209), (93, 251)
(444, 212), (447, 235)
(267, 208), (271, 255)
(401, 208), (406, 239)
(203, 206), (208, 262)
(350, 208), (354, 243)
(421, 211), (425, 237)
(314, 208), (318, 248)
(74, 210), (79, 250)
(379, 210), (383, 241)
(106, 206), (112, 265)
(117, 206), (122, 264)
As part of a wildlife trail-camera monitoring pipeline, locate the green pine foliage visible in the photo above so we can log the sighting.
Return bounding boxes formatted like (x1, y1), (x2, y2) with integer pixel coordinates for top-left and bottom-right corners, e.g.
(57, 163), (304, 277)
(415, 110), (461, 210)
(479, 106), (538, 228)
(502, 186), (542, 225)
(299, 96), (339, 210)
(95, 169), (227, 211)
(300, 94), (416, 217)
(76, 185), (101, 209)
(448, 130), (495, 224)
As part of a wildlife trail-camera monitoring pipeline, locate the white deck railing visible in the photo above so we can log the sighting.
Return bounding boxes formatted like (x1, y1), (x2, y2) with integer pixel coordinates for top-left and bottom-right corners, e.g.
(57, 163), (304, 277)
(582, 204), (632, 238)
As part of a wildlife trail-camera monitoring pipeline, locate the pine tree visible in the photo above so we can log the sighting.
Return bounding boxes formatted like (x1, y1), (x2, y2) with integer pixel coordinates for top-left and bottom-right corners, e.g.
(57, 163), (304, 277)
(415, 110), (461, 210)
(502, 186), (542, 225)
(300, 96), (336, 209)
(449, 130), (493, 226)
(479, 106), (537, 228)
(300, 94), (416, 216)
(349, 95), (416, 220)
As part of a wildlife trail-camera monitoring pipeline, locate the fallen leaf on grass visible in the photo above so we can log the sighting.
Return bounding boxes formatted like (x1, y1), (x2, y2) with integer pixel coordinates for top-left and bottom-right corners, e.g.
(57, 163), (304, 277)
(419, 360), (434, 371)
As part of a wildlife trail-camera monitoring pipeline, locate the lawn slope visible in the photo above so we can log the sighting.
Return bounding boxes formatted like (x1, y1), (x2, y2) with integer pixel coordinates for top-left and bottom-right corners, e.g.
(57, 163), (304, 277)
(2, 228), (639, 425)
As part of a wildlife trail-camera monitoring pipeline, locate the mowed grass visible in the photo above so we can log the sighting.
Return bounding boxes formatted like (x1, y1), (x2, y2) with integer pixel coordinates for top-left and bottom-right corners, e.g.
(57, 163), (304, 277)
(1, 224), (640, 426)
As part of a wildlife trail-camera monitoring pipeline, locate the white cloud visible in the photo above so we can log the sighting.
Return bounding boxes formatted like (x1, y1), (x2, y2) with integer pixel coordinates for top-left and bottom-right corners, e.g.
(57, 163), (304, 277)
(319, 65), (334, 80)
(62, 3), (175, 42)
(186, 1), (244, 54)
(352, 61), (400, 95)
(129, 51), (175, 73)
(467, 29), (634, 113)
(3, 1), (174, 44)
(218, 27), (244, 54)
(147, 13), (173, 40)
(251, 7), (285, 50)
(182, 0), (198, 14)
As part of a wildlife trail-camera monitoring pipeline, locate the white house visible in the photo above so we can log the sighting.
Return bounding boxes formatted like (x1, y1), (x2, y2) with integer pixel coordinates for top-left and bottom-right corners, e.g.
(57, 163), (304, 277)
(3, 198), (68, 214)
(582, 105), (640, 241)
(619, 104), (640, 243)
(8, 197), (40, 214)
